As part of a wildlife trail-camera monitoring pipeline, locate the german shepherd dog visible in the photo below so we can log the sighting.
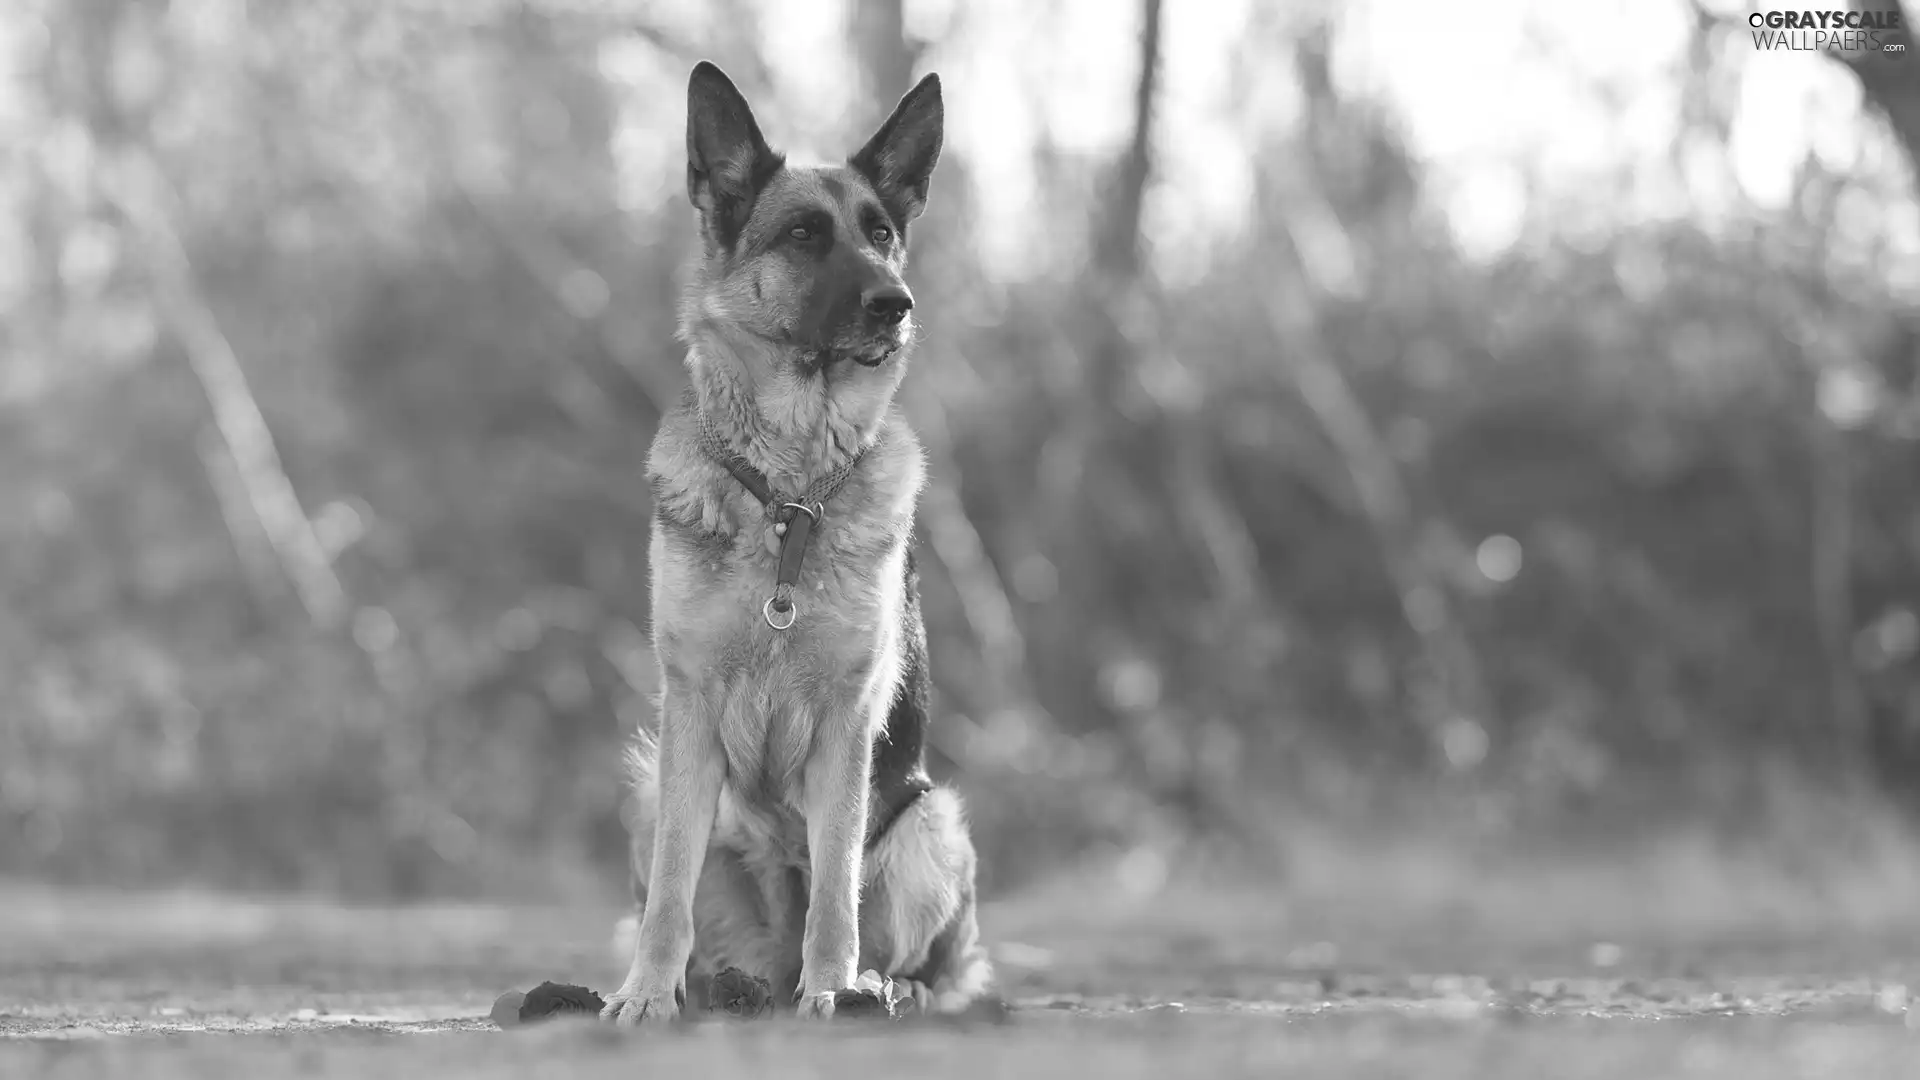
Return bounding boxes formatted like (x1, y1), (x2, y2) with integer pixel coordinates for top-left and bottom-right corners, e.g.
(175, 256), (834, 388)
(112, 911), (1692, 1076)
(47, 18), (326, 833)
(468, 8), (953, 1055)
(603, 62), (992, 1024)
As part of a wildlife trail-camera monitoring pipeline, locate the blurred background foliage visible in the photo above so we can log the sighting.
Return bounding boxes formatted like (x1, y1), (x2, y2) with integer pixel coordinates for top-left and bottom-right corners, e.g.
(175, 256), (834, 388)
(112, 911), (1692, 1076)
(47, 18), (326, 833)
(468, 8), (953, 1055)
(6, 0), (1920, 901)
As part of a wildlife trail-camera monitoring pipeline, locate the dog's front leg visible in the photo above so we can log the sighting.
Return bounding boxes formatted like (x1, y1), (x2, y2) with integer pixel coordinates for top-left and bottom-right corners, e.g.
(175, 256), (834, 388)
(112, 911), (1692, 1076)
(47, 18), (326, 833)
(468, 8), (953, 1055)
(604, 688), (724, 1026)
(794, 700), (878, 1019)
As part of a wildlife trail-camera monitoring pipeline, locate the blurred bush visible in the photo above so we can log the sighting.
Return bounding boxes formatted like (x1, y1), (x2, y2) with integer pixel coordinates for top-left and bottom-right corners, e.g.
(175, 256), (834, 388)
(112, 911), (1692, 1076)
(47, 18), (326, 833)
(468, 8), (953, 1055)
(4, 0), (1920, 899)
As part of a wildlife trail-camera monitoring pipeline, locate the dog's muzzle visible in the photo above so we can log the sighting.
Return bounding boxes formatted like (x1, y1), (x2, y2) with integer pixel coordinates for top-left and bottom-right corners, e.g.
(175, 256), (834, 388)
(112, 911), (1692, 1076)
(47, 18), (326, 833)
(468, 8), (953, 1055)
(862, 284), (913, 326)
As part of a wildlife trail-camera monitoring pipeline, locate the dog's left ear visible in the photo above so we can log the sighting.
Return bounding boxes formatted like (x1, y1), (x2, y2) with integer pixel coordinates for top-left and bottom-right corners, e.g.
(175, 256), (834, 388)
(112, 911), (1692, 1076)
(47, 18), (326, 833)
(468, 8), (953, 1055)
(851, 73), (944, 229)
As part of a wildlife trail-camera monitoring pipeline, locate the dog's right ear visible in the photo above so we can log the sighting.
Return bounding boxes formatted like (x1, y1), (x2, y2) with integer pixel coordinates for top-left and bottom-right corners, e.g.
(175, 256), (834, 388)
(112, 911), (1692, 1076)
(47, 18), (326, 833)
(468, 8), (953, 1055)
(686, 61), (782, 249)
(851, 73), (943, 230)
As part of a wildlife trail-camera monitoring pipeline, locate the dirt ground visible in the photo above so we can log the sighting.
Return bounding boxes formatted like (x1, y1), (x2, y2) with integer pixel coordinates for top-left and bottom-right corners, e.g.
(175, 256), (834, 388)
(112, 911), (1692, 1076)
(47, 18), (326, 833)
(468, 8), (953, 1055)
(4, 849), (1919, 1079)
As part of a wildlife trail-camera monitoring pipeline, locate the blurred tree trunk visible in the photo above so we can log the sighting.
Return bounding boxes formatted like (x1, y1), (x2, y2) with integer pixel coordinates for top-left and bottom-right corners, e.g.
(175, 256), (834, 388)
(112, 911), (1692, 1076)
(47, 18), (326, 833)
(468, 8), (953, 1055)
(1075, 0), (1268, 843)
(1080, 0), (1162, 415)
(1280, 28), (1494, 770)
(1826, 1), (1913, 784)
(58, 0), (347, 630)
(1808, 391), (1866, 780)
(849, 0), (921, 123)
(1095, 0), (1162, 283)
(1674, 0), (1895, 785)
(1839, 2), (1920, 175)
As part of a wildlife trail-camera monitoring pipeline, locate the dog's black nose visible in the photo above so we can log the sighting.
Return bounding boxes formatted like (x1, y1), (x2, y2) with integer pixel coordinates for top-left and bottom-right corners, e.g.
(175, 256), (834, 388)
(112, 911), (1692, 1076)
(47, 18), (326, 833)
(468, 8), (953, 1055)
(862, 285), (913, 324)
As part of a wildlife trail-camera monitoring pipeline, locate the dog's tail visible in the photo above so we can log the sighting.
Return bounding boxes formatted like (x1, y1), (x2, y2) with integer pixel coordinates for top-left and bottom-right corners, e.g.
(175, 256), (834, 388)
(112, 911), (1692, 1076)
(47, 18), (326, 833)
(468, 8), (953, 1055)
(611, 726), (660, 965)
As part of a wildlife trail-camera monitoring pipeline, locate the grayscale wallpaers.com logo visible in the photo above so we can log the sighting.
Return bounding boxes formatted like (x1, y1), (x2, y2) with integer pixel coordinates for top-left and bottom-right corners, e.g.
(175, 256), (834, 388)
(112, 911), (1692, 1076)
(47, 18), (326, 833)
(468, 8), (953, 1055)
(1749, 9), (1908, 54)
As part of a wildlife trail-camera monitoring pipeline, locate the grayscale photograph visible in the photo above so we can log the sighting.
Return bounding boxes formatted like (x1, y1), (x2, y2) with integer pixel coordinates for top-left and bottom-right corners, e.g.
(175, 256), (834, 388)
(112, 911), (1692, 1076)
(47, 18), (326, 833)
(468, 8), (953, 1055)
(3, 0), (1919, 1076)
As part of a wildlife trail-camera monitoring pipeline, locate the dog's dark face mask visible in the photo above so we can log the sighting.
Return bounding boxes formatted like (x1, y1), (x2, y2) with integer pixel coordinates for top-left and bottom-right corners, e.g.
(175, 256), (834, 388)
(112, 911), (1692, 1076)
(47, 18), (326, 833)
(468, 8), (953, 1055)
(683, 62), (944, 371)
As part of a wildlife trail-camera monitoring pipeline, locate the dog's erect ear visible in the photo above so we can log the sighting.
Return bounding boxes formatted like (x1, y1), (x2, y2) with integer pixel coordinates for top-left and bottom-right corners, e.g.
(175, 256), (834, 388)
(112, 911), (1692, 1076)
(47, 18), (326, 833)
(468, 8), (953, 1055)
(850, 73), (943, 229)
(687, 61), (781, 247)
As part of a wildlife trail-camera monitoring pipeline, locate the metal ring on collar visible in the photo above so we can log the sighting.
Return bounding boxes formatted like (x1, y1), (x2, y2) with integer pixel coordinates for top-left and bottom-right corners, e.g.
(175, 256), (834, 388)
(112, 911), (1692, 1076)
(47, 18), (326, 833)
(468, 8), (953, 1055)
(780, 501), (820, 523)
(763, 595), (797, 631)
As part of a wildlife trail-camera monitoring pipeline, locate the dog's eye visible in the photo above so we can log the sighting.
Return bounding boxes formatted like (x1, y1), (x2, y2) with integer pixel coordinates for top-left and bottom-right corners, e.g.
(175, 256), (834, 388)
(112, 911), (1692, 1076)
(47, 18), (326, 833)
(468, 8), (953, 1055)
(870, 225), (893, 246)
(789, 225), (814, 242)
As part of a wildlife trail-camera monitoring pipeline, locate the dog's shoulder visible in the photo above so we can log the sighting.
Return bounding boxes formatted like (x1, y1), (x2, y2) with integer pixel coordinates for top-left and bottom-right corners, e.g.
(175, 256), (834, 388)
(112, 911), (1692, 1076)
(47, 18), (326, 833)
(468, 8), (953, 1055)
(646, 390), (735, 542)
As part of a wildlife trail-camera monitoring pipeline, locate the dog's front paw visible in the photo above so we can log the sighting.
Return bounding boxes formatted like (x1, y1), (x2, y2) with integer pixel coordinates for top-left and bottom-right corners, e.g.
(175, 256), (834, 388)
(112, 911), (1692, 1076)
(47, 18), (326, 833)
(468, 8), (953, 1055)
(600, 980), (682, 1027)
(796, 990), (838, 1020)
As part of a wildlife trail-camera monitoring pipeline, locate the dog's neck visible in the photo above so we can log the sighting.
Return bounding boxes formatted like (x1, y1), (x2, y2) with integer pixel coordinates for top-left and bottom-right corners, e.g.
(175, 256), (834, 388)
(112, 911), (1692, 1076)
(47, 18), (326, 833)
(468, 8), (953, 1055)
(683, 318), (893, 493)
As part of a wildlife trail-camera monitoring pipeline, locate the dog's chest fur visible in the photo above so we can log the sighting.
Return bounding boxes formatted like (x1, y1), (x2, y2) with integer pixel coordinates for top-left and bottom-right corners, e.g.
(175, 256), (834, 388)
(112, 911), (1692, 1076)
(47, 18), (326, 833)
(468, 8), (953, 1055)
(648, 404), (925, 859)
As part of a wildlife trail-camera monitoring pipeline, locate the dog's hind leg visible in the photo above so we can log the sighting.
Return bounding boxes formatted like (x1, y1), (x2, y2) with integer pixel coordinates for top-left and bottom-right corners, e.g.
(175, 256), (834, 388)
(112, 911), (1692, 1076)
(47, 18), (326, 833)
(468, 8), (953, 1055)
(751, 863), (806, 1004)
(859, 786), (993, 1013)
(684, 851), (792, 1011)
(851, 548), (992, 1012)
